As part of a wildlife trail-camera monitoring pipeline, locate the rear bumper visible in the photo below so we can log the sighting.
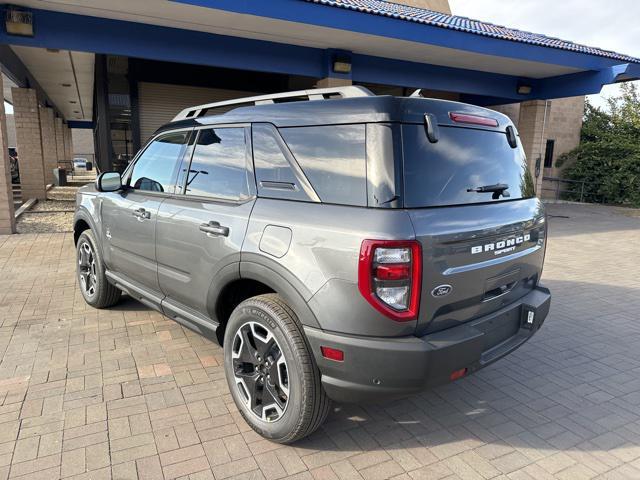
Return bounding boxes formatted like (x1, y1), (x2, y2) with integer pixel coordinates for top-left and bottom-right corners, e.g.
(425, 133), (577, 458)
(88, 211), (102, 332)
(305, 286), (550, 403)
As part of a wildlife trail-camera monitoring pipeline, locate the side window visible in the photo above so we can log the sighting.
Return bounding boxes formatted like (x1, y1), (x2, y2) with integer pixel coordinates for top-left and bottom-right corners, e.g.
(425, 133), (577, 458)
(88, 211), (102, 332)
(279, 125), (367, 206)
(129, 132), (188, 193)
(252, 124), (314, 202)
(185, 128), (249, 200)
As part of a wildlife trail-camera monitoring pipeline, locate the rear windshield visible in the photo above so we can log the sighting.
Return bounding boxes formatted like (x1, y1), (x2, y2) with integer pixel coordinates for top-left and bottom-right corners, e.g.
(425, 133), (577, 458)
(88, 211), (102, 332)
(402, 124), (535, 208)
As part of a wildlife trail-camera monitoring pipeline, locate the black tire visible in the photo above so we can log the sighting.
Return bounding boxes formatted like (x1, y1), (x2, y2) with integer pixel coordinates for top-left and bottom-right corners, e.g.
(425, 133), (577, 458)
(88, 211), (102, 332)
(223, 294), (330, 443)
(76, 230), (121, 308)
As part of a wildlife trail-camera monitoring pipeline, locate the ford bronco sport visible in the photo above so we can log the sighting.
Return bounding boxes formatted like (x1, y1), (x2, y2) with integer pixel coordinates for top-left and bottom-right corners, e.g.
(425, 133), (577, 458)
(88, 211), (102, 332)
(74, 86), (550, 443)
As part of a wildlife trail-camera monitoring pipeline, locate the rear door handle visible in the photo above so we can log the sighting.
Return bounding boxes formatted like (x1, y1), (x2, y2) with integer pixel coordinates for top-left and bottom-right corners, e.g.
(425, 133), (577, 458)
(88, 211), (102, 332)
(133, 208), (151, 220)
(199, 221), (229, 237)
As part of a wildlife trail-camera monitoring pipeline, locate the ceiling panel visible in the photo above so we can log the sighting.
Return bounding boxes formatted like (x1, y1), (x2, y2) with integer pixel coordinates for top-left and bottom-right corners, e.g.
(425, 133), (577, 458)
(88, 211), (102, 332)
(10, 45), (93, 121)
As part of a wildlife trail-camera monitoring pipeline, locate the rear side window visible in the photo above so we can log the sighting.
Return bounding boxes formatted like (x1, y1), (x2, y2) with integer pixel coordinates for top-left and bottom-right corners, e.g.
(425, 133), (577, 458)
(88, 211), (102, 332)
(252, 124), (314, 202)
(402, 125), (535, 208)
(185, 128), (250, 200)
(280, 125), (367, 206)
(129, 132), (188, 193)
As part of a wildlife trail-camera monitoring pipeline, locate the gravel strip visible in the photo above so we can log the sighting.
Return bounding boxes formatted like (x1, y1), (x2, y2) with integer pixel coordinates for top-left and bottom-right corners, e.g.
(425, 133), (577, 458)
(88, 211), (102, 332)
(46, 186), (78, 201)
(16, 184), (87, 233)
(31, 199), (75, 212)
(16, 211), (74, 233)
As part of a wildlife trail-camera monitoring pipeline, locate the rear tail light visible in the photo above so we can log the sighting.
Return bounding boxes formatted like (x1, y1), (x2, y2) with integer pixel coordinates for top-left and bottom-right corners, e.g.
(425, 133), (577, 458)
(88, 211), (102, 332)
(358, 240), (421, 322)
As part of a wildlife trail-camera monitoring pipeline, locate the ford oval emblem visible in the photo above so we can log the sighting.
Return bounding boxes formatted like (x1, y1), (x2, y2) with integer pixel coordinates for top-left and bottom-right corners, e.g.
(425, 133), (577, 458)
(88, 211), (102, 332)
(431, 285), (453, 298)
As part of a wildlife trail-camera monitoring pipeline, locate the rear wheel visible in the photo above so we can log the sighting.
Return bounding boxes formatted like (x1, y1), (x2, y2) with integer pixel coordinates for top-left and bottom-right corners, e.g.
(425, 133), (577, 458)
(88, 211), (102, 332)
(76, 230), (121, 308)
(224, 294), (330, 443)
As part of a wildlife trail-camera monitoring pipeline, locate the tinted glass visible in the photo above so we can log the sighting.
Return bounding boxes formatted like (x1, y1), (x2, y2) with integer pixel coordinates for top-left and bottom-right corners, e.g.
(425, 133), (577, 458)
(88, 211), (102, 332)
(185, 128), (249, 200)
(403, 125), (535, 208)
(130, 132), (188, 193)
(252, 124), (312, 202)
(280, 125), (367, 206)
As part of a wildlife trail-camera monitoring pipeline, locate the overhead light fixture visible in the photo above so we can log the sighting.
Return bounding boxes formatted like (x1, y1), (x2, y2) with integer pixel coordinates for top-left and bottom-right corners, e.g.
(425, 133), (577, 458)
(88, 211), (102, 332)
(332, 53), (352, 75)
(61, 83), (72, 88)
(73, 110), (80, 114)
(5, 6), (34, 37)
(46, 48), (60, 53)
(69, 100), (77, 104)
(517, 83), (533, 95)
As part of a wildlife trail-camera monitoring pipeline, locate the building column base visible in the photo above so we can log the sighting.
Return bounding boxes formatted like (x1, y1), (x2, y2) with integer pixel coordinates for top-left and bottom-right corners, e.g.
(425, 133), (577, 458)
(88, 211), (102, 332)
(315, 77), (352, 88)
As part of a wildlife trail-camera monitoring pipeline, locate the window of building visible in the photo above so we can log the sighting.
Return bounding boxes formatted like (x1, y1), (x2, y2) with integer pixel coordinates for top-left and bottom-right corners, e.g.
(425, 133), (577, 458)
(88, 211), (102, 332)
(184, 128), (250, 200)
(129, 132), (188, 193)
(544, 139), (555, 168)
(279, 124), (367, 206)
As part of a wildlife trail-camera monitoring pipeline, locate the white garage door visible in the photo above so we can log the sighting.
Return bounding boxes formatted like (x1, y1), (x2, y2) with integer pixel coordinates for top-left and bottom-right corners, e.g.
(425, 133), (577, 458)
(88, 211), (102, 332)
(138, 82), (258, 144)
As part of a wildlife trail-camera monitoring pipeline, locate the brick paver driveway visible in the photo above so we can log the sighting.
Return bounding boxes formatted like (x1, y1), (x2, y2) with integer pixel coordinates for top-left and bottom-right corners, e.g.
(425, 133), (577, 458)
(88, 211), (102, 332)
(0, 203), (639, 479)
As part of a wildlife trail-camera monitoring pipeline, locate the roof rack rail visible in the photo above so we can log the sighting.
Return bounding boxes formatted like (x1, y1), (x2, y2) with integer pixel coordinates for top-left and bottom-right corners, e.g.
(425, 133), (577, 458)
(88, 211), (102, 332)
(172, 86), (374, 121)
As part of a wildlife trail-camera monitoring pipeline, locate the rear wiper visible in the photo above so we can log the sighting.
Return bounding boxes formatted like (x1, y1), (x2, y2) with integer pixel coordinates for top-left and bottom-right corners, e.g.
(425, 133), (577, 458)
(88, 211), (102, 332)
(467, 183), (510, 199)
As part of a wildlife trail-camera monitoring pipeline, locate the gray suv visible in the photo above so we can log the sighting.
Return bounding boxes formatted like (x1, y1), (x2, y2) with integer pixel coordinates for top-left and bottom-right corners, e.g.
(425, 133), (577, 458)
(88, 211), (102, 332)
(74, 86), (550, 443)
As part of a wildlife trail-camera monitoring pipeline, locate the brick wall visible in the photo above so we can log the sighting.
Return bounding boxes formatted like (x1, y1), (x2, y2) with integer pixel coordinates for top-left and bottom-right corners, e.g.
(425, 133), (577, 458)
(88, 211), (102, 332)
(12, 88), (46, 200)
(64, 125), (73, 161)
(0, 76), (16, 234)
(39, 107), (57, 185)
(544, 96), (585, 176)
(71, 129), (95, 157)
(490, 97), (584, 198)
(54, 117), (65, 164)
(518, 100), (551, 194)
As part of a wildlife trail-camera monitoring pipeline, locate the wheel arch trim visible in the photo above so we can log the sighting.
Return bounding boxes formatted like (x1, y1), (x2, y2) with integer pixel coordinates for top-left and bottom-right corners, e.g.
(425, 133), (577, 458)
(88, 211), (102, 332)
(239, 259), (320, 329)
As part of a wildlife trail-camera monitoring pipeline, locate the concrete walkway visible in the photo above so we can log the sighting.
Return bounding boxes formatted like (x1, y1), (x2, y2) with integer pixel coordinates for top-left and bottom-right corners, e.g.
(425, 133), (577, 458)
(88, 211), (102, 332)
(0, 203), (639, 479)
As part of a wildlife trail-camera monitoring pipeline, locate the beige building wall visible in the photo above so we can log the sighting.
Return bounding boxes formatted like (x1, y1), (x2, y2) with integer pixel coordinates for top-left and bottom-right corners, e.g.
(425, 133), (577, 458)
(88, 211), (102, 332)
(5, 114), (16, 148)
(543, 96), (584, 176)
(490, 97), (584, 188)
(394, 0), (451, 14)
(71, 129), (95, 157)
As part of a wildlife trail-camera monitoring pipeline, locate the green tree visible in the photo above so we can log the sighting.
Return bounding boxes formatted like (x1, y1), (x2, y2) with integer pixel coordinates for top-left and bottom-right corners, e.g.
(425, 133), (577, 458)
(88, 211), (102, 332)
(557, 83), (640, 206)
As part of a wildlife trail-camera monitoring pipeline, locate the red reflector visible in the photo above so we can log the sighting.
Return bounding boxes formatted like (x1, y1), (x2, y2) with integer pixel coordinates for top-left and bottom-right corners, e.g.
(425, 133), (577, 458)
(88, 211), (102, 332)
(321, 346), (344, 362)
(449, 112), (498, 127)
(375, 264), (410, 280)
(450, 368), (467, 381)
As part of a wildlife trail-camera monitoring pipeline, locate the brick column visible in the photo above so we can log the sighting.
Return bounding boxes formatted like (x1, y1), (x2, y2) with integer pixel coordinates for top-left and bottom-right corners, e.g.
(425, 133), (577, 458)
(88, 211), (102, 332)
(63, 124), (71, 161)
(12, 88), (47, 200)
(54, 117), (65, 165)
(315, 77), (352, 88)
(39, 107), (57, 185)
(518, 100), (551, 195)
(0, 76), (16, 234)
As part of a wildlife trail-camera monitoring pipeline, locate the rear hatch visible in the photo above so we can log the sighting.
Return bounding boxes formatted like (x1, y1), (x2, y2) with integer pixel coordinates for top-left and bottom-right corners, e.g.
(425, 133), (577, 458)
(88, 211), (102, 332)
(401, 107), (547, 336)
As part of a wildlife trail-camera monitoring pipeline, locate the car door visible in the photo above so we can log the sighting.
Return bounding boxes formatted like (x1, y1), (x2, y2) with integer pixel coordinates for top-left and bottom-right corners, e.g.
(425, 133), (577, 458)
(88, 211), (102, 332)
(101, 130), (191, 299)
(156, 125), (255, 325)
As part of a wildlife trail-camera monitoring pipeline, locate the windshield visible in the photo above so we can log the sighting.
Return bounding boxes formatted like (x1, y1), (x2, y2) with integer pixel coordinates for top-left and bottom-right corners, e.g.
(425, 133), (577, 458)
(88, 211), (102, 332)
(402, 124), (535, 208)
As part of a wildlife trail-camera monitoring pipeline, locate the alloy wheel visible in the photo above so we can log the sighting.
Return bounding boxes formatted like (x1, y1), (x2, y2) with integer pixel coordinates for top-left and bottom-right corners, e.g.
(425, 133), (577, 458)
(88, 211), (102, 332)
(232, 321), (290, 422)
(78, 241), (97, 297)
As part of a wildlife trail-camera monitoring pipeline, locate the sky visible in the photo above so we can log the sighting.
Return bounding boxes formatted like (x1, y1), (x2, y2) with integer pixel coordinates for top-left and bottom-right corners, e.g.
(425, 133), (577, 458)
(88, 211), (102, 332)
(448, 0), (640, 110)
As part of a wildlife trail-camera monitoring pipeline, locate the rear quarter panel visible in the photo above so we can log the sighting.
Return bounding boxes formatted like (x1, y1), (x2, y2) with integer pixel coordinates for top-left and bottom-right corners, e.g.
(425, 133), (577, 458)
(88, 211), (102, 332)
(242, 198), (417, 336)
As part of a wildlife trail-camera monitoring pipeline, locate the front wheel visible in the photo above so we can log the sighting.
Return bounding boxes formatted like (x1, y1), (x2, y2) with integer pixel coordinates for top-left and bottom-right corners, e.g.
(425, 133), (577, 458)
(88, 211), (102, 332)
(76, 230), (121, 308)
(223, 294), (330, 443)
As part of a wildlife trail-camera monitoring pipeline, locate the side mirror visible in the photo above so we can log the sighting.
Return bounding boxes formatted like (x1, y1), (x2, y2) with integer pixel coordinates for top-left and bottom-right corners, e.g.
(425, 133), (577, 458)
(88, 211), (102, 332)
(96, 172), (122, 192)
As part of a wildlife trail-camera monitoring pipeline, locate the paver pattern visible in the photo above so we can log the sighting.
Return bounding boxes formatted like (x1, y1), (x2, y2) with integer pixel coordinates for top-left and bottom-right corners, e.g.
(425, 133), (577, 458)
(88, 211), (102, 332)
(0, 203), (639, 479)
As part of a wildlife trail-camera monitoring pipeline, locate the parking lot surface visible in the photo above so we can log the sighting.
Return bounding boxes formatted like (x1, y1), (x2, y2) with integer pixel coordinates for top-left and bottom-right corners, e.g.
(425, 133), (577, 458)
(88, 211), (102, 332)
(0, 203), (639, 479)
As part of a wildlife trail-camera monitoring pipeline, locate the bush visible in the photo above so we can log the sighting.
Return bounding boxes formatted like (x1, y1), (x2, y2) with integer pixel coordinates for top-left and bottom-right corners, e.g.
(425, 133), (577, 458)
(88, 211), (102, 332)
(560, 83), (640, 207)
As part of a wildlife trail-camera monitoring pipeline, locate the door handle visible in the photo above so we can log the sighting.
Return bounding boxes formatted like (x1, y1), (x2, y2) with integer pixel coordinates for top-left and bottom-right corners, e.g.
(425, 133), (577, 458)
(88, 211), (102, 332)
(199, 221), (229, 237)
(133, 208), (151, 220)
